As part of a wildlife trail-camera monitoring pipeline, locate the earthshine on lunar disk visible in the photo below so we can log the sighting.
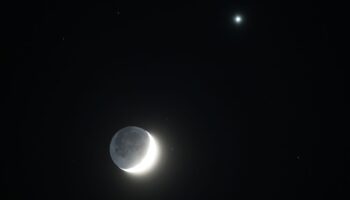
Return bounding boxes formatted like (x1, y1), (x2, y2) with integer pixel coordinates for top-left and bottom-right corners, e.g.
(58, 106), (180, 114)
(109, 126), (159, 175)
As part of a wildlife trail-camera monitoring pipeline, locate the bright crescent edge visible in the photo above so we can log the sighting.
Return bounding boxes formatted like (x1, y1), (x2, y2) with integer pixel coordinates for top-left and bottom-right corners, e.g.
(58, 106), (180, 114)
(121, 132), (159, 174)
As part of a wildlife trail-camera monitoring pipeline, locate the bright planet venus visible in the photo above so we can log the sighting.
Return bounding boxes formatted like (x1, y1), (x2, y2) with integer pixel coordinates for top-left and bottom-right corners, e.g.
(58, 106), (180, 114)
(234, 14), (243, 24)
(109, 126), (159, 175)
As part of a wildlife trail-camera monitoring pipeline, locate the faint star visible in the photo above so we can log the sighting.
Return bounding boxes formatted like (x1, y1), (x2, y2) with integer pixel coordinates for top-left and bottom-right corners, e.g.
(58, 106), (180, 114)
(115, 8), (121, 15)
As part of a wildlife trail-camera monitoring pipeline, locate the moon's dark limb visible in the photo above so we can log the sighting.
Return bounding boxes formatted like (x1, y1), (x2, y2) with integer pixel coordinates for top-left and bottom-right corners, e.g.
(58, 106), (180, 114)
(110, 126), (150, 170)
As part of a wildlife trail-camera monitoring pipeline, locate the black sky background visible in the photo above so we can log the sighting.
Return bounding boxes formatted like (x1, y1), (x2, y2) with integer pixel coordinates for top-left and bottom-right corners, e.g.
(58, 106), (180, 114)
(5, 0), (347, 199)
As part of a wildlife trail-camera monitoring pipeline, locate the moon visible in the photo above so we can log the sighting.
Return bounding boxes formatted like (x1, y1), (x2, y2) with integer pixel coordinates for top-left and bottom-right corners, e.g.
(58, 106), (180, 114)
(109, 126), (159, 174)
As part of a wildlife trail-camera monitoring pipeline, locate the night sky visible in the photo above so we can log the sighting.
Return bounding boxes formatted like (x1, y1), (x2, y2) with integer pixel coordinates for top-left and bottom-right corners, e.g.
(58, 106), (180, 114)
(6, 0), (347, 199)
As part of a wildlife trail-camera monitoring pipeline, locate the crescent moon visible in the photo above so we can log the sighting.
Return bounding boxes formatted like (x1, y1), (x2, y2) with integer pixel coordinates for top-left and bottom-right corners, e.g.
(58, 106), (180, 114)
(121, 131), (159, 174)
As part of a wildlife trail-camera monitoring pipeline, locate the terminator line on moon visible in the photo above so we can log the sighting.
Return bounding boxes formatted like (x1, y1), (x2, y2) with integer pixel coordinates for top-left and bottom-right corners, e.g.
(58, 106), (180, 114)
(109, 126), (159, 174)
